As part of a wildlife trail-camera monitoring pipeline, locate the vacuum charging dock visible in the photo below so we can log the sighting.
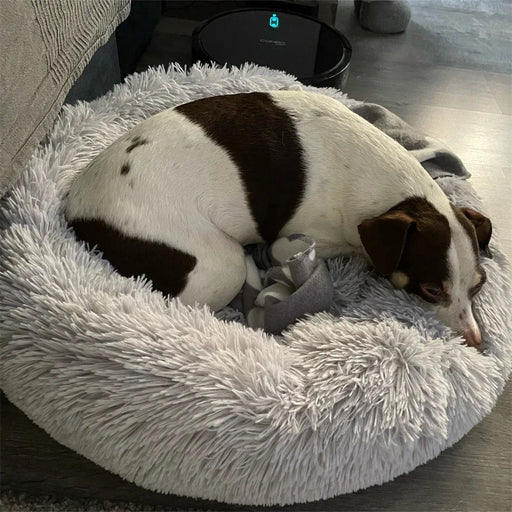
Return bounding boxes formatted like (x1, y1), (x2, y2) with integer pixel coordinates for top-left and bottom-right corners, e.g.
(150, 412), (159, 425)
(193, 9), (352, 89)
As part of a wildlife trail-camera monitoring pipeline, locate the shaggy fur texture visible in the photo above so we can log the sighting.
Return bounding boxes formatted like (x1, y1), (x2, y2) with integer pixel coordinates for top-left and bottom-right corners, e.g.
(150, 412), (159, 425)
(0, 64), (511, 506)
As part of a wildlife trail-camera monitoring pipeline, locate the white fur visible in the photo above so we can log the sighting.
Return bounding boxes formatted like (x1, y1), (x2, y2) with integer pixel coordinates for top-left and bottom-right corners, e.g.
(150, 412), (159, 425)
(65, 90), (482, 337)
(435, 223), (482, 344)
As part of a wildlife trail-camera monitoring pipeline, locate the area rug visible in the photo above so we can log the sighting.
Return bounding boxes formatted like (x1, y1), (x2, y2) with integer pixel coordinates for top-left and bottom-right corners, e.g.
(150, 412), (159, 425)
(0, 64), (511, 506)
(0, 490), (197, 512)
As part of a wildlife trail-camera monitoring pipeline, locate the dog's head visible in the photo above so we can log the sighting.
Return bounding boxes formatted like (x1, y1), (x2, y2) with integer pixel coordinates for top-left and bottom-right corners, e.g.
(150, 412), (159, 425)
(358, 197), (492, 349)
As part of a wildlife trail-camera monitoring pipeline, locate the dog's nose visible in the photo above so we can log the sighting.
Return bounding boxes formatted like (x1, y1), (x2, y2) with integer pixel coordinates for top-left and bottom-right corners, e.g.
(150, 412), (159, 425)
(462, 327), (482, 348)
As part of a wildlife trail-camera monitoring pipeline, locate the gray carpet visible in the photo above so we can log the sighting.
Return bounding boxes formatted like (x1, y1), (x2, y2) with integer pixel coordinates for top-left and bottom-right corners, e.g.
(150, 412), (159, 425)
(0, 490), (206, 512)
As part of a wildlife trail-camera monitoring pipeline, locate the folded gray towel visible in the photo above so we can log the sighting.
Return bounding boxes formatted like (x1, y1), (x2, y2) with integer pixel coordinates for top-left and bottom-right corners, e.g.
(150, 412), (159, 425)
(229, 235), (333, 334)
(351, 103), (470, 179)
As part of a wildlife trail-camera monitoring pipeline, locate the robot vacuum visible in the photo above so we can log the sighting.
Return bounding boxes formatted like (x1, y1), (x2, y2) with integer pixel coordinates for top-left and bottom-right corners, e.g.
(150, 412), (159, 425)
(192, 9), (352, 89)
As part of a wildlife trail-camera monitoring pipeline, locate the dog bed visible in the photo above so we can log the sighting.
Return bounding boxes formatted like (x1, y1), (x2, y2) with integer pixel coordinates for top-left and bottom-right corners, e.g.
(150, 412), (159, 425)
(1, 64), (511, 506)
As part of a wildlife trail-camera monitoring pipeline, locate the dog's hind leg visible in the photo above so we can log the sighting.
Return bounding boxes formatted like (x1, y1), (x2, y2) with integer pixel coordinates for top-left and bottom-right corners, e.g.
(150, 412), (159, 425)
(177, 229), (247, 312)
(69, 217), (246, 311)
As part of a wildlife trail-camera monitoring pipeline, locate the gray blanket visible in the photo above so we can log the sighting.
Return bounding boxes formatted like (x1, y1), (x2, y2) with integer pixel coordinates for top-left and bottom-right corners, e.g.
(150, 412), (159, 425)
(233, 103), (470, 333)
(0, 0), (130, 199)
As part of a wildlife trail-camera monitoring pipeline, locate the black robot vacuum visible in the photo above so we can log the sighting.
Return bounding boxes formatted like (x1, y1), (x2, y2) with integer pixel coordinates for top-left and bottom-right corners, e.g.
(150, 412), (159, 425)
(192, 9), (352, 89)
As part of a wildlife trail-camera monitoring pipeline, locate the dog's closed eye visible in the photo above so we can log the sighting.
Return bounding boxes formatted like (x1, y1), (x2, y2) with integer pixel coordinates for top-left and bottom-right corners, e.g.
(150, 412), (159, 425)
(420, 283), (449, 303)
(469, 268), (487, 298)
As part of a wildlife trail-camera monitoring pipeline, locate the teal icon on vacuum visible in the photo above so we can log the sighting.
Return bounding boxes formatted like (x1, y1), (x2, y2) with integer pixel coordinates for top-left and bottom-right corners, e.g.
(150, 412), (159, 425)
(269, 13), (279, 28)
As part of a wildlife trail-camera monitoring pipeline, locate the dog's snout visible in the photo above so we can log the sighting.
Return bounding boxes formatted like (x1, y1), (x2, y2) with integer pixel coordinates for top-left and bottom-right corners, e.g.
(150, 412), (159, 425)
(462, 327), (482, 348)
(450, 304), (483, 350)
(436, 301), (484, 351)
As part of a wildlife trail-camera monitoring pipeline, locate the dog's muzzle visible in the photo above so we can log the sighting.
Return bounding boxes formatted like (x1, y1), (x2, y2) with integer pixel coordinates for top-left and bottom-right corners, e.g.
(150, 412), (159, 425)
(462, 326), (482, 349)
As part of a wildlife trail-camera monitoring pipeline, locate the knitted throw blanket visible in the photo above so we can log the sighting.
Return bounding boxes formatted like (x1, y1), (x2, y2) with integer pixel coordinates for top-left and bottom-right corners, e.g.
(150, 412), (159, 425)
(0, 0), (130, 198)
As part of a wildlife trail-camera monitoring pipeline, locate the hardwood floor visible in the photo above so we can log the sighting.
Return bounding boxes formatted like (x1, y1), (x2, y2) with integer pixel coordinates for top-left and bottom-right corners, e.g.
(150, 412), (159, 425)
(3, 1), (511, 510)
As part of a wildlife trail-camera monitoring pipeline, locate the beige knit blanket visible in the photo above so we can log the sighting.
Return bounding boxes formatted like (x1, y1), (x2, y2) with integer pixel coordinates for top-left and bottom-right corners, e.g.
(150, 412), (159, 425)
(0, 0), (130, 198)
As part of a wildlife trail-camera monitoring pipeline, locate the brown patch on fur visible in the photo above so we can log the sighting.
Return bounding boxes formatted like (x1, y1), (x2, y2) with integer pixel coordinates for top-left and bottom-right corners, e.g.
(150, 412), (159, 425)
(126, 136), (148, 153)
(358, 210), (415, 276)
(70, 218), (197, 297)
(359, 197), (452, 303)
(397, 198), (452, 302)
(452, 205), (492, 253)
(120, 163), (130, 175)
(176, 92), (305, 242)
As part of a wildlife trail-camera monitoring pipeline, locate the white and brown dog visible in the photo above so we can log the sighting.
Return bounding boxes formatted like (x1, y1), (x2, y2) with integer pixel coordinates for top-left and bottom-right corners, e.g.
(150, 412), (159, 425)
(65, 91), (492, 348)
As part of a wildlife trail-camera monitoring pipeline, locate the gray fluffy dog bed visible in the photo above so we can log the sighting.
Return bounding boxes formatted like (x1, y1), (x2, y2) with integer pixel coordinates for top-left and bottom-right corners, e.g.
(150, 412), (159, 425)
(1, 64), (511, 506)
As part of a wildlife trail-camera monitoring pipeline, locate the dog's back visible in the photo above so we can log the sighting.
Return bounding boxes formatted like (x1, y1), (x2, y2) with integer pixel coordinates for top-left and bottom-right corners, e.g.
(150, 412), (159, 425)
(66, 91), (443, 254)
(65, 91), (491, 348)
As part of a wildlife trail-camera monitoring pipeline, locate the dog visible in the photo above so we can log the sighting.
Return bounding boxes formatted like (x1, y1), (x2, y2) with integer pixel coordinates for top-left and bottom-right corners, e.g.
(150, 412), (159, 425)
(65, 91), (492, 348)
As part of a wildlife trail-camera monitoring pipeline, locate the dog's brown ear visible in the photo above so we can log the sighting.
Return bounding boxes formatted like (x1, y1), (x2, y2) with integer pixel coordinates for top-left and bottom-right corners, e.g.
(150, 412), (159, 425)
(459, 207), (492, 251)
(358, 211), (416, 275)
